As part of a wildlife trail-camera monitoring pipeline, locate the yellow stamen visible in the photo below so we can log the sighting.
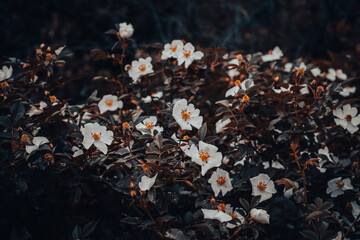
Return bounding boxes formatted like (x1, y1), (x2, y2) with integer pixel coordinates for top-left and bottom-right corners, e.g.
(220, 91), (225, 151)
(170, 45), (177, 52)
(217, 203), (226, 212)
(217, 176), (226, 185)
(183, 50), (191, 58)
(257, 182), (267, 191)
(181, 109), (191, 120)
(139, 64), (147, 72)
(144, 121), (154, 129)
(91, 132), (101, 141)
(199, 150), (210, 163)
(105, 100), (113, 107)
(345, 115), (352, 121)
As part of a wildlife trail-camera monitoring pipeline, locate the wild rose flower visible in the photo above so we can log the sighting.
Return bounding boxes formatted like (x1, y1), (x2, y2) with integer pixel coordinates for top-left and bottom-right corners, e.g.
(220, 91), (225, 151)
(189, 141), (222, 176)
(98, 94), (123, 114)
(310, 67), (322, 77)
(326, 177), (353, 197)
(161, 40), (183, 60)
(208, 168), (233, 197)
(139, 173), (158, 191)
(350, 201), (360, 220)
(250, 173), (277, 202)
(127, 57), (154, 83)
(177, 42), (204, 68)
(26, 136), (49, 154)
(326, 68), (347, 81)
(27, 101), (47, 117)
(261, 46), (283, 62)
(225, 79), (254, 97)
(250, 208), (270, 224)
(202, 204), (232, 223)
(333, 104), (360, 134)
(0, 65), (13, 81)
(118, 22), (134, 39)
(80, 122), (114, 154)
(215, 118), (231, 133)
(72, 146), (84, 157)
(284, 63), (293, 72)
(273, 84), (292, 93)
(226, 58), (240, 78)
(339, 86), (356, 97)
(172, 99), (203, 130)
(136, 116), (163, 136)
(171, 133), (192, 157)
(224, 204), (245, 229)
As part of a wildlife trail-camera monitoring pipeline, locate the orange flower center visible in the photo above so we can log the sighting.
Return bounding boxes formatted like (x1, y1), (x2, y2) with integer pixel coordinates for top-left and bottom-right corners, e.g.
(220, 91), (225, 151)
(21, 134), (30, 143)
(182, 135), (190, 140)
(91, 132), (101, 141)
(217, 203), (226, 212)
(0, 82), (9, 88)
(122, 122), (130, 129)
(297, 68), (304, 74)
(49, 95), (57, 103)
(345, 114), (352, 121)
(243, 94), (250, 102)
(181, 109), (191, 120)
(183, 50), (191, 58)
(229, 211), (238, 218)
(170, 45), (177, 52)
(199, 150), (210, 163)
(235, 80), (241, 86)
(144, 121), (154, 129)
(337, 181), (345, 188)
(317, 86), (324, 92)
(236, 54), (243, 60)
(139, 64), (147, 72)
(257, 182), (267, 191)
(105, 100), (113, 107)
(217, 176), (226, 185)
(268, 50), (273, 55)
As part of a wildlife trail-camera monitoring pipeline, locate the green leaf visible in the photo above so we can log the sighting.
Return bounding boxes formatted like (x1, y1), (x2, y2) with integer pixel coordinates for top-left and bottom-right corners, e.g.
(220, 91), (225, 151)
(11, 100), (25, 123)
(82, 220), (100, 238)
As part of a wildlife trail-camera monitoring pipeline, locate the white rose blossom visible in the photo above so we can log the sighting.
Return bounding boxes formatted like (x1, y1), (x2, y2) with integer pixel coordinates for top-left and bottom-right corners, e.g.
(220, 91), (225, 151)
(26, 136), (49, 154)
(72, 146), (84, 158)
(139, 173), (158, 191)
(310, 67), (322, 77)
(0, 65), (13, 81)
(333, 104), (360, 134)
(118, 22), (134, 39)
(135, 116), (163, 136)
(224, 204), (245, 229)
(189, 141), (222, 176)
(339, 86), (356, 97)
(171, 133), (192, 157)
(250, 173), (277, 202)
(80, 122), (114, 154)
(225, 78), (254, 97)
(326, 177), (353, 197)
(172, 99), (203, 130)
(326, 68), (347, 81)
(161, 40), (183, 60)
(98, 94), (123, 114)
(127, 57), (154, 83)
(261, 46), (283, 62)
(215, 118), (231, 133)
(208, 168), (233, 197)
(27, 101), (47, 117)
(250, 208), (270, 224)
(350, 201), (360, 221)
(202, 204), (232, 223)
(177, 42), (204, 68)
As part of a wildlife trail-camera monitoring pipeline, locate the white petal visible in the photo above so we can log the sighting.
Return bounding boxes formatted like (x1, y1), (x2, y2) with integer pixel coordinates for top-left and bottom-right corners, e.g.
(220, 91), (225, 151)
(94, 140), (108, 154)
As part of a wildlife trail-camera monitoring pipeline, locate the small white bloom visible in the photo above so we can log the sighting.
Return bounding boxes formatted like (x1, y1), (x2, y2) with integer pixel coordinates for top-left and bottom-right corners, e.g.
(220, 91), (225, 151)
(310, 67), (322, 77)
(284, 63), (293, 72)
(350, 201), (360, 220)
(262, 161), (285, 170)
(208, 168), (233, 197)
(326, 68), (347, 81)
(250, 208), (270, 224)
(80, 122), (114, 154)
(172, 99), (203, 130)
(98, 94), (123, 114)
(189, 141), (222, 176)
(326, 177), (353, 197)
(273, 84), (292, 93)
(201, 209), (232, 223)
(72, 146), (84, 157)
(0, 65), (13, 81)
(171, 133), (192, 157)
(177, 42), (204, 68)
(333, 104), (360, 134)
(136, 116), (163, 136)
(226, 59), (240, 78)
(261, 46), (283, 62)
(161, 40), (183, 60)
(139, 173), (158, 191)
(119, 22), (134, 39)
(300, 84), (309, 95)
(225, 79), (254, 97)
(216, 118), (231, 133)
(339, 86), (356, 97)
(27, 101), (47, 117)
(127, 57), (154, 83)
(318, 146), (334, 163)
(26, 136), (49, 154)
(224, 204), (245, 228)
(250, 173), (277, 202)
(295, 62), (307, 72)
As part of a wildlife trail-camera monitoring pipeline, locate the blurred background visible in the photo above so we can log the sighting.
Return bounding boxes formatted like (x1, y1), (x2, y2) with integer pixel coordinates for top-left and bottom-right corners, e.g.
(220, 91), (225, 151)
(1, 0), (360, 60)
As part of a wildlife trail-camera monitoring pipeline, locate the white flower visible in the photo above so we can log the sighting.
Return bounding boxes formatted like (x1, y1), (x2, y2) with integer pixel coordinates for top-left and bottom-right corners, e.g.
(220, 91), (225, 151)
(250, 208), (270, 224)
(224, 204), (245, 229)
(161, 40), (183, 60)
(98, 94), (123, 114)
(27, 101), (47, 116)
(171, 133), (192, 157)
(326, 68), (347, 81)
(300, 84), (309, 95)
(216, 118), (231, 133)
(226, 59), (240, 78)
(208, 168), (233, 197)
(80, 122), (114, 154)
(273, 84), (292, 93)
(141, 91), (163, 103)
(350, 201), (360, 220)
(339, 86), (356, 97)
(127, 57), (154, 83)
(118, 22), (134, 39)
(26, 136), (49, 154)
(284, 63), (293, 72)
(172, 99), (203, 130)
(189, 141), (222, 176)
(202, 209), (232, 223)
(250, 173), (277, 202)
(333, 104), (360, 134)
(310, 67), (322, 77)
(326, 177), (353, 197)
(72, 146), (84, 157)
(318, 146), (334, 163)
(139, 173), (158, 191)
(332, 231), (350, 240)
(0, 65), (13, 81)
(225, 79), (254, 97)
(261, 46), (283, 62)
(262, 161), (285, 170)
(136, 116), (163, 136)
(177, 42), (204, 68)
(295, 62), (307, 72)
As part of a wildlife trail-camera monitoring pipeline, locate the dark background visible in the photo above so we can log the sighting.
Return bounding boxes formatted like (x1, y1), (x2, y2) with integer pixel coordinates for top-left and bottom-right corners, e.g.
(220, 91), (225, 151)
(1, 0), (360, 60)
